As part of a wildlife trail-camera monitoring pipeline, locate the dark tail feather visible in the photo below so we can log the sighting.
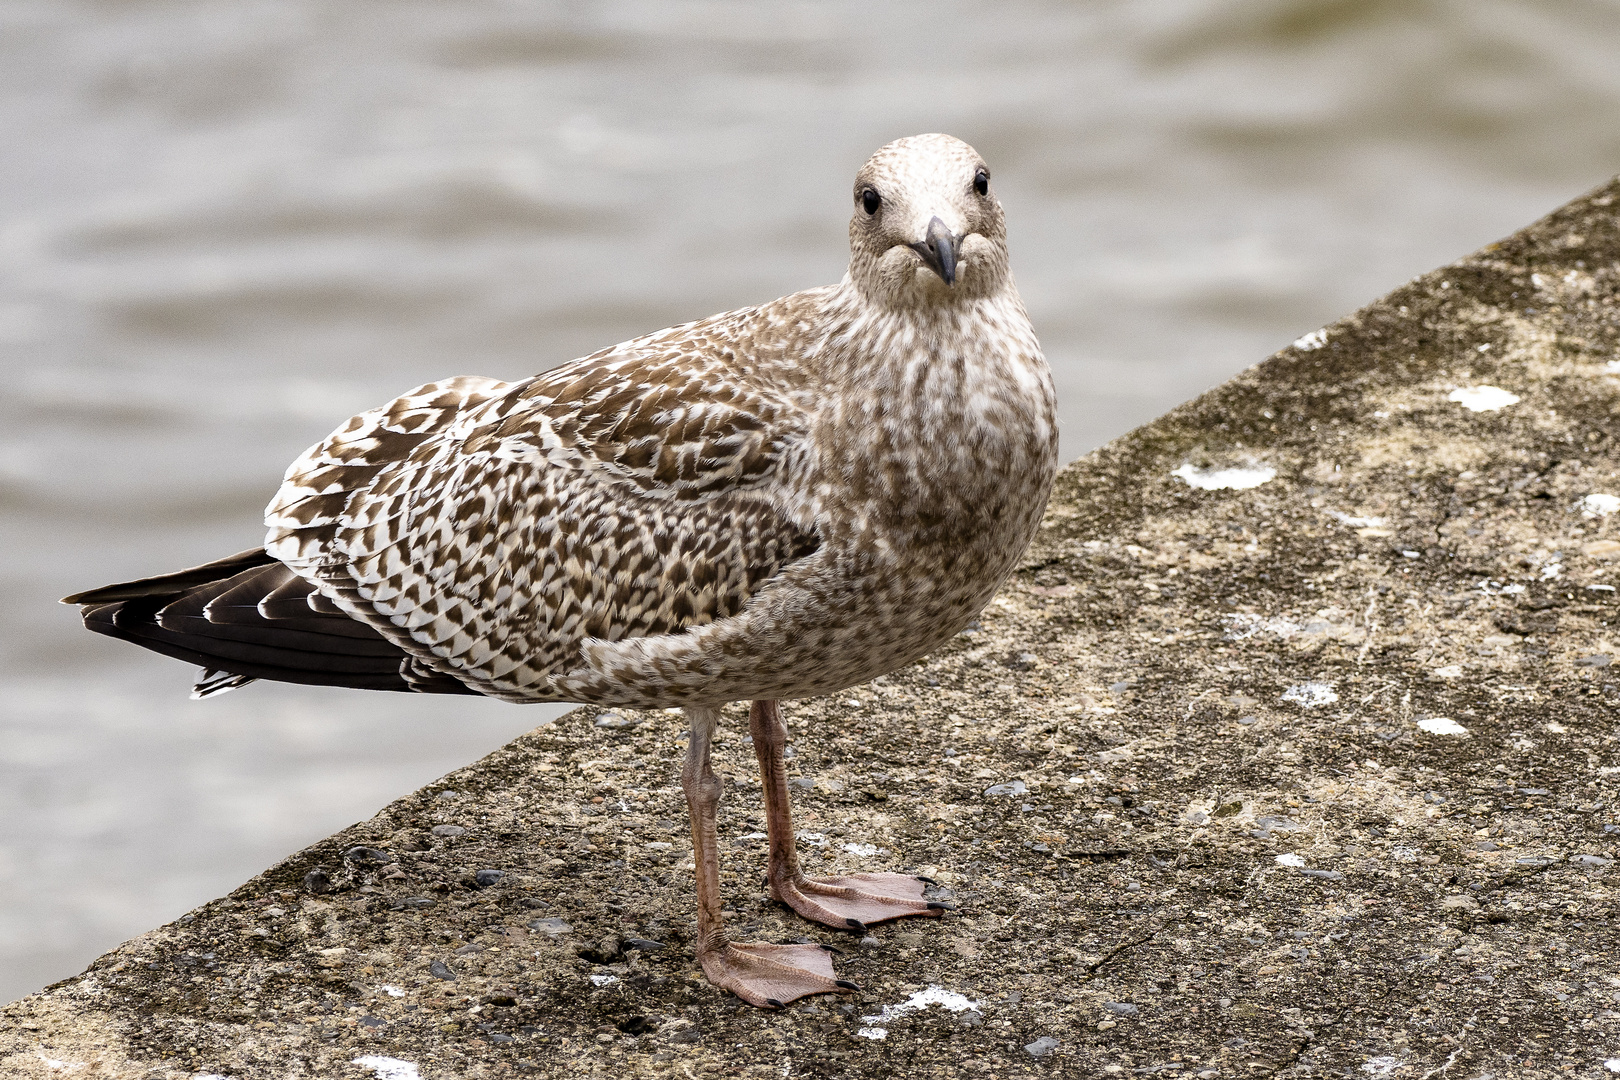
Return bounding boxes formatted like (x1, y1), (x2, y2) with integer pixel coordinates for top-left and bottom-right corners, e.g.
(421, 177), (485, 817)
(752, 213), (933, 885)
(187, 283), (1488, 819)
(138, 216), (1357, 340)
(66, 550), (480, 697)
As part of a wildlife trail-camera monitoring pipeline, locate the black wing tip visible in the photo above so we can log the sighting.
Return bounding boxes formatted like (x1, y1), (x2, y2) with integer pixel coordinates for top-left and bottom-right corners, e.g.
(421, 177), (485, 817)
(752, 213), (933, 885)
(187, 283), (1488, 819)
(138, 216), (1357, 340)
(62, 585), (130, 605)
(62, 547), (277, 607)
(65, 554), (449, 696)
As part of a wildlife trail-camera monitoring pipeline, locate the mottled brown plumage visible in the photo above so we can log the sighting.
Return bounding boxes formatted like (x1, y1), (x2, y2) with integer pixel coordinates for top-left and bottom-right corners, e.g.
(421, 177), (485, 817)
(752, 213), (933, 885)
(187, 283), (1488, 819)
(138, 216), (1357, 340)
(66, 133), (1059, 1008)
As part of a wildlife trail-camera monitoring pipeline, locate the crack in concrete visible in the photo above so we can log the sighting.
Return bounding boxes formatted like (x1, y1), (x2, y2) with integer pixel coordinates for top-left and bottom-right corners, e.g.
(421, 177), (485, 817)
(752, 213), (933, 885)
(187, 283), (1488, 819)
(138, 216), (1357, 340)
(1416, 1012), (1477, 1080)
(1079, 909), (1186, 980)
(1256, 1003), (1350, 1079)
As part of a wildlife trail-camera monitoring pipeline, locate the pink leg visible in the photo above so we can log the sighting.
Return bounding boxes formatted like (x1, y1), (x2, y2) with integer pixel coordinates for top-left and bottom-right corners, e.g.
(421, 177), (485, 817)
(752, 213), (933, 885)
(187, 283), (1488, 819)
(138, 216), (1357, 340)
(750, 699), (950, 930)
(680, 704), (859, 1008)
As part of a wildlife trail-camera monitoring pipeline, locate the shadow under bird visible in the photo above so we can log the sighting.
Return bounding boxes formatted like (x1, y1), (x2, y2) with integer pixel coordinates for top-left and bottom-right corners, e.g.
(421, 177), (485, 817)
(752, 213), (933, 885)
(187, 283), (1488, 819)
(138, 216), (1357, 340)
(63, 134), (1059, 1007)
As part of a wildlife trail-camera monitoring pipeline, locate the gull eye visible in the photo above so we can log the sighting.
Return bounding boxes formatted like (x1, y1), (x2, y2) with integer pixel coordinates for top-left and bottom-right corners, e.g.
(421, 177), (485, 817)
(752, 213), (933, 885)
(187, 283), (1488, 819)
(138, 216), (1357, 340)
(860, 188), (881, 215)
(973, 169), (989, 197)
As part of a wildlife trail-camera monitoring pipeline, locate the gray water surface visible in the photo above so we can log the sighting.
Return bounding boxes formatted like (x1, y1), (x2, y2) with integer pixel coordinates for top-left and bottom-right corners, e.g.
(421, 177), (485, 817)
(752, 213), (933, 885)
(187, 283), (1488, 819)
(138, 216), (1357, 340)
(6, 0), (1620, 1002)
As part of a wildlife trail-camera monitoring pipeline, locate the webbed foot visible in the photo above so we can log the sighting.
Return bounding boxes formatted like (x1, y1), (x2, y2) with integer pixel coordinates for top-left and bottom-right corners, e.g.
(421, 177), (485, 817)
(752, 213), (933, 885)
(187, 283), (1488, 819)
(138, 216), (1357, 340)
(698, 941), (860, 1008)
(771, 870), (950, 930)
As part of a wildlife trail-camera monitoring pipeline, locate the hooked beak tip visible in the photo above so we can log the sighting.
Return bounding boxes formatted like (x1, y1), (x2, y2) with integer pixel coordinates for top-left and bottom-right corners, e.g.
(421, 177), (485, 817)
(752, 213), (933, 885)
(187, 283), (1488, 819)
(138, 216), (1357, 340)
(910, 216), (960, 287)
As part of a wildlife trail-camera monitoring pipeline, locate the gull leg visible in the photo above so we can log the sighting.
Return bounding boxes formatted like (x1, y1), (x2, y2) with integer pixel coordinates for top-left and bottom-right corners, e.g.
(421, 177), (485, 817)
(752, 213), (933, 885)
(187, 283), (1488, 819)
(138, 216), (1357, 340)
(680, 704), (858, 1008)
(751, 699), (947, 931)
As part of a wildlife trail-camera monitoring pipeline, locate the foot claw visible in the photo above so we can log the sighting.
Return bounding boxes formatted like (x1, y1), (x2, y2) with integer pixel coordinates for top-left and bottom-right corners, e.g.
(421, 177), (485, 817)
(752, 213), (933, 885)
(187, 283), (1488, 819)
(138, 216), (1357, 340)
(846, 918), (868, 932)
(914, 875), (938, 884)
(818, 943), (844, 955)
(766, 998), (785, 1008)
(927, 901), (956, 911)
(835, 979), (861, 991)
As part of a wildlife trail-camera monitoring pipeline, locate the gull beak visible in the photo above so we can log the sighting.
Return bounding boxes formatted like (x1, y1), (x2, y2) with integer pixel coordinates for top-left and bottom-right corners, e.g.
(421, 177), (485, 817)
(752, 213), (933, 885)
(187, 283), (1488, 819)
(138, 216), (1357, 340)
(909, 216), (960, 286)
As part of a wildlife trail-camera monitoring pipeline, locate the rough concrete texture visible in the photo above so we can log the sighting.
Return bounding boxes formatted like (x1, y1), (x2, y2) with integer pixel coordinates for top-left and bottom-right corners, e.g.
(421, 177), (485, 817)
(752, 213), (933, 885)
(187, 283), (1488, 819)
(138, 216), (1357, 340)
(9, 180), (1620, 1080)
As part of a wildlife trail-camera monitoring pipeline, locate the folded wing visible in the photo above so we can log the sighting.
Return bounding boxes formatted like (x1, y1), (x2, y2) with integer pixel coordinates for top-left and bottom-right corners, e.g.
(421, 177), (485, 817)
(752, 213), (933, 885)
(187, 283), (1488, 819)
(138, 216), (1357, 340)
(264, 335), (819, 702)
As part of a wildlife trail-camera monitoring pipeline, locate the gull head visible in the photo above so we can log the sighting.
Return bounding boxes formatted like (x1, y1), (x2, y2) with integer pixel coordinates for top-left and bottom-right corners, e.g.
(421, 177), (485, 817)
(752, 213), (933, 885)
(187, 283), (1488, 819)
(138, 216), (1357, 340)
(848, 133), (1010, 309)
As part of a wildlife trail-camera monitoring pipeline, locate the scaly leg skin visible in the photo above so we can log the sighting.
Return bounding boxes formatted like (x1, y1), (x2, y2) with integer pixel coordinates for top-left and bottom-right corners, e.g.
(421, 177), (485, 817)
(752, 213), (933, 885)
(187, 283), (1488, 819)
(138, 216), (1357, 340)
(750, 699), (952, 931)
(681, 704), (859, 1008)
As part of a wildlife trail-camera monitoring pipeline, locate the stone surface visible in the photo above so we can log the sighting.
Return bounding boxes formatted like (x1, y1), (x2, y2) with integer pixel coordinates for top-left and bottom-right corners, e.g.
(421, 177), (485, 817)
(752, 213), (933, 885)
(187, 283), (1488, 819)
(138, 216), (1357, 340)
(9, 180), (1620, 1077)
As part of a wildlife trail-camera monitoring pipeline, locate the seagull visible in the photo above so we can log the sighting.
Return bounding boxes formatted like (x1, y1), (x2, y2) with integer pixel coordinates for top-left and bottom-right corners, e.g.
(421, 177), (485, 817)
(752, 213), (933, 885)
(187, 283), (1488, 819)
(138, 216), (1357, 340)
(63, 133), (1058, 1007)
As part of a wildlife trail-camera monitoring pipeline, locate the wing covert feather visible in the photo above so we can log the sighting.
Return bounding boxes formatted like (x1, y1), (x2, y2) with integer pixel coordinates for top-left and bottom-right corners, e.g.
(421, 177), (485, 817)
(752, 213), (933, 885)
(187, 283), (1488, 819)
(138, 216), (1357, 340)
(265, 343), (818, 700)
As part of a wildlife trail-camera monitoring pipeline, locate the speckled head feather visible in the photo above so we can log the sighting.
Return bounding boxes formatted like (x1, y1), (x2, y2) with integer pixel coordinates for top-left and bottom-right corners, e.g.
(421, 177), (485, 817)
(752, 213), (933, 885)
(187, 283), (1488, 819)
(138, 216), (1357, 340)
(848, 134), (1009, 308)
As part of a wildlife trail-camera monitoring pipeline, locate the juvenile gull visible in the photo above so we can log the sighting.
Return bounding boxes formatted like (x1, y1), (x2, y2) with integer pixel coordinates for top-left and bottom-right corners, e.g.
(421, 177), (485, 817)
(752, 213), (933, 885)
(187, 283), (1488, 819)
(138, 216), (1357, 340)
(63, 133), (1059, 1007)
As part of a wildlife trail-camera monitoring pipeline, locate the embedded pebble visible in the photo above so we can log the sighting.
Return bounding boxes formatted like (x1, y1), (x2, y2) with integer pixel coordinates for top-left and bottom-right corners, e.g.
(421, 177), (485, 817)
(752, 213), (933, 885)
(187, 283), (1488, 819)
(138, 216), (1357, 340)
(427, 960), (455, 981)
(473, 869), (505, 888)
(622, 937), (664, 952)
(983, 779), (1028, 797)
(343, 846), (389, 865)
(1104, 1001), (1139, 1016)
(1251, 816), (1300, 839)
(1280, 682), (1337, 707)
(431, 825), (466, 837)
(528, 918), (572, 936)
(1024, 1036), (1059, 1059)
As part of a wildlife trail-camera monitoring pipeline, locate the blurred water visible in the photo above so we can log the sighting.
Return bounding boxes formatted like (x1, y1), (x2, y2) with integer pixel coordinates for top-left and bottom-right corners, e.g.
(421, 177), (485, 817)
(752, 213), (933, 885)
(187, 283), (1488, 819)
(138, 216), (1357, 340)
(5, 0), (1620, 1003)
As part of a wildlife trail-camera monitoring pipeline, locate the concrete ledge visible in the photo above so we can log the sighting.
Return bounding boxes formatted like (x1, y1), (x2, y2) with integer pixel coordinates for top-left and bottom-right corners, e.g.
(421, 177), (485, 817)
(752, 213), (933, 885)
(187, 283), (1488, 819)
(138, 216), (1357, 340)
(8, 179), (1620, 1078)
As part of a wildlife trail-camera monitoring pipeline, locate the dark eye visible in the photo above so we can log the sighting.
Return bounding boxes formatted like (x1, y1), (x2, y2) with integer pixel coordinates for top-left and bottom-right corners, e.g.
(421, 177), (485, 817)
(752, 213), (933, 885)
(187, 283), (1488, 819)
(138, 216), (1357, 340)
(860, 188), (881, 215)
(973, 169), (989, 196)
